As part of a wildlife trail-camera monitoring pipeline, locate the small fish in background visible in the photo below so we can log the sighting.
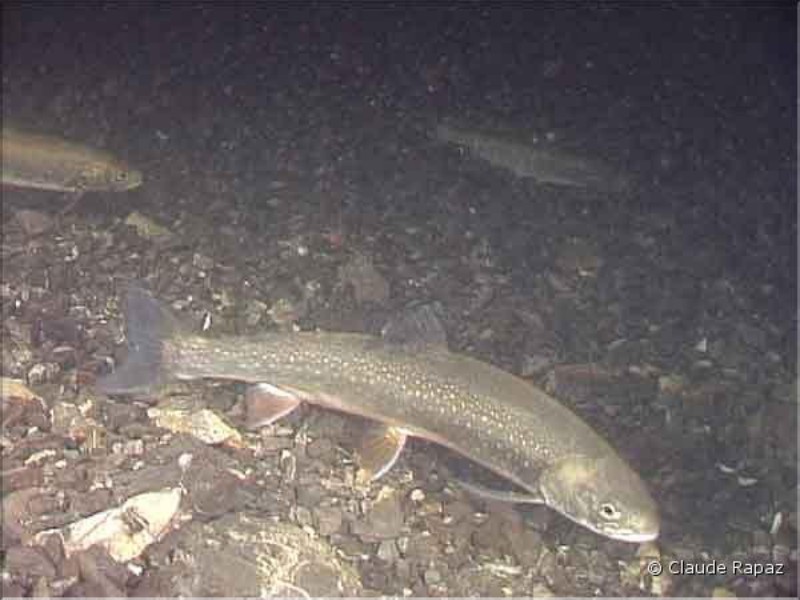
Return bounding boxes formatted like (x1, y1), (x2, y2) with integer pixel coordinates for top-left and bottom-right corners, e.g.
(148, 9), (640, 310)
(1, 126), (142, 193)
(434, 121), (631, 192)
(97, 285), (659, 543)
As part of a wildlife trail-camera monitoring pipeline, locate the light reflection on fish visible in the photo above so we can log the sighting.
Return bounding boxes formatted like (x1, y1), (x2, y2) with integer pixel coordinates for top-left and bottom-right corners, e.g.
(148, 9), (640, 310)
(98, 286), (659, 543)
(1, 127), (142, 192)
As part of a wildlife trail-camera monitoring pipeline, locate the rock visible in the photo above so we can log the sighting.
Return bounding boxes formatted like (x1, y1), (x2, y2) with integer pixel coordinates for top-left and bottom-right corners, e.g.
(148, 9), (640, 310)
(35, 487), (183, 563)
(507, 524), (543, 568)
(184, 465), (251, 518)
(51, 401), (91, 438)
(244, 299), (268, 326)
(74, 546), (129, 596)
(472, 513), (511, 554)
(4, 545), (57, 578)
(133, 515), (361, 597)
(1, 378), (44, 404)
(554, 237), (604, 277)
(306, 436), (335, 459)
(402, 532), (441, 565)
(313, 505), (343, 536)
(2, 487), (54, 543)
(546, 362), (656, 406)
(520, 352), (553, 377)
(296, 482), (326, 507)
(26, 362), (60, 385)
(531, 582), (557, 597)
(423, 568), (442, 585)
(377, 539), (399, 563)
(267, 296), (303, 326)
(338, 253), (390, 305)
(351, 488), (404, 542)
(192, 252), (215, 271)
(735, 323), (768, 351)
(148, 402), (243, 448)
(295, 505), (313, 527)
(14, 209), (54, 236)
(1, 465), (45, 492)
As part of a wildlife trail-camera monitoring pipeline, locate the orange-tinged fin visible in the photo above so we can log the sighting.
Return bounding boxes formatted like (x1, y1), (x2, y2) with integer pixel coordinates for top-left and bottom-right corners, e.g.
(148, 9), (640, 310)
(244, 383), (302, 429)
(356, 423), (408, 483)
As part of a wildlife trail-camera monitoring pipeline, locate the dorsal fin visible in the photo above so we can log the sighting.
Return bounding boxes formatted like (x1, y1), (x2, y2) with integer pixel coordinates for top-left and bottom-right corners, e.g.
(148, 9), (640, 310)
(380, 303), (448, 349)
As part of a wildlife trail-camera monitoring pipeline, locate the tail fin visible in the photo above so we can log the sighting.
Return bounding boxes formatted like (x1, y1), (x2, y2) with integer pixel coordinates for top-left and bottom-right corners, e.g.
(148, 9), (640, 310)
(97, 285), (179, 395)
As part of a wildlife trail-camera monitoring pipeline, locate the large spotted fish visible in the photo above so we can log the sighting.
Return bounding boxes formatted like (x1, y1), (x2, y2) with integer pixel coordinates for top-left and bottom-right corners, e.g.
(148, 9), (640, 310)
(98, 286), (659, 543)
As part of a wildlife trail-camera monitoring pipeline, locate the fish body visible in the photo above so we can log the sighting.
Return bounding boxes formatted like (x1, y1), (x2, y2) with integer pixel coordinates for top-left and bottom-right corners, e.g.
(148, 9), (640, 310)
(1, 127), (142, 192)
(435, 122), (629, 192)
(99, 287), (659, 542)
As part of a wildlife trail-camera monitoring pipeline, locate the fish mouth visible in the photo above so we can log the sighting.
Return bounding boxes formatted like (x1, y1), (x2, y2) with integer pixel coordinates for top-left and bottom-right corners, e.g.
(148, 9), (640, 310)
(613, 529), (660, 543)
(602, 519), (660, 543)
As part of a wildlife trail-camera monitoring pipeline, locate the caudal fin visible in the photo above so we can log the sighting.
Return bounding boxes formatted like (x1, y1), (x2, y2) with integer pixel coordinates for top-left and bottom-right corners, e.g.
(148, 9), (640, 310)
(97, 285), (179, 395)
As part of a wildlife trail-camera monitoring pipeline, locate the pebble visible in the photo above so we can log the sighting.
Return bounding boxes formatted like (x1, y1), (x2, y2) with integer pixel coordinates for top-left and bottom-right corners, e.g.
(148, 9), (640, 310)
(244, 299), (268, 326)
(1, 465), (44, 492)
(337, 253), (390, 305)
(306, 437), (334, 459)
(14, 209), (54, 236)
(27, 362), (60, 385)
(192, 252), (215, 271)
(531, 582), (557, 597)
(111, 439), (145, 456)
(508, 527), (543, 568)
(4, 545), (57, 578)
(313, 505), (343, 536)
(294, 505), (313, 528)
(520, 353), (552, 377)
(296, 482), (325, 506)
(377, 539), (399, 563)
(267, 297), (300, 325)
(735, 323), (767, 350)
(409, 488), (425, 502)
(423, 568), (441, 585)
(351, 492), (404, 542)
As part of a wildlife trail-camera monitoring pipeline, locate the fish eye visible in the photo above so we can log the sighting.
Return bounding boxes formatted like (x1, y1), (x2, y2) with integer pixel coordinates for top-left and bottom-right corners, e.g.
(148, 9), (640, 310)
(115, 171), (129, 181)
(599, 502), (620, 521)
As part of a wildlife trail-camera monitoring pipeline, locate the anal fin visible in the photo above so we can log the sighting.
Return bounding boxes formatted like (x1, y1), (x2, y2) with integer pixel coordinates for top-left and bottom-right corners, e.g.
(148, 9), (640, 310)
(356, 423), (408, 483)
(245, 383), (302, 430)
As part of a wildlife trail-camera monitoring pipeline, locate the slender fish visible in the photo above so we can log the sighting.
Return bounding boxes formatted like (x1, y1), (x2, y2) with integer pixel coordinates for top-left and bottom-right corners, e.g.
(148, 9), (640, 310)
(98, 286), (659, 542)
(435, 121), (630, 192)
(1, 127), (142, 192)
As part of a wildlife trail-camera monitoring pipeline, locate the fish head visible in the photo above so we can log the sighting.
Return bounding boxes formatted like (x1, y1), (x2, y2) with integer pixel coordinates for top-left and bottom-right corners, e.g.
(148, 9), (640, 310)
(78, 161), (142, 191)
(539, 455), (659, 543)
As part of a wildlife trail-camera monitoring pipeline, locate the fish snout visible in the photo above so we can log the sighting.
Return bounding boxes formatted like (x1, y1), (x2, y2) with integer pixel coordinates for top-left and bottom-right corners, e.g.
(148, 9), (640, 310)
(111, 167), (143, 191)
(609, 509), (660, 543)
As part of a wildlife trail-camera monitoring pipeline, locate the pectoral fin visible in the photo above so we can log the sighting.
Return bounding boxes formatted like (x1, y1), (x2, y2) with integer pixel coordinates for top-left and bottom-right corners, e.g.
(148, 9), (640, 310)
(356, 423), (408, 483)
(456, 478), (545, 504)
(245, 383), (302, 430)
